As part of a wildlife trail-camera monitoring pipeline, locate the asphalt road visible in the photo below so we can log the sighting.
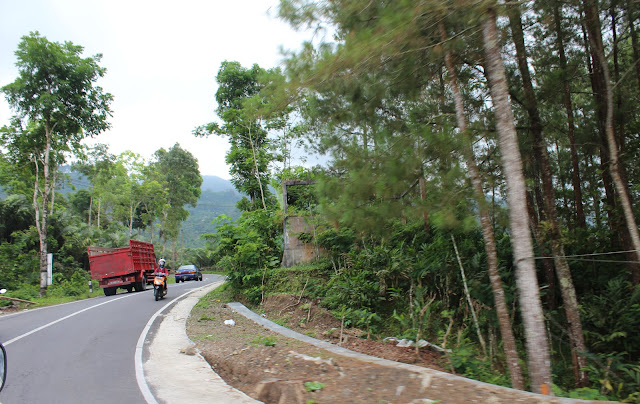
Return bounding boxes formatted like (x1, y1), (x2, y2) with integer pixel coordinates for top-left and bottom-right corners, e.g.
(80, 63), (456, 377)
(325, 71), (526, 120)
(0, 274), (224, 404)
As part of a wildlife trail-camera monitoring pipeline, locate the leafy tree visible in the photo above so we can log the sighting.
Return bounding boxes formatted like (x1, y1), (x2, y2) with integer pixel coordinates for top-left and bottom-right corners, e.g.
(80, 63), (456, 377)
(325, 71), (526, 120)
(1, 32), (112, 295)
(149, 143), (202, 260)
(195, 61), (277, 211)
(481, 4), (552, 392)
(203, 210), (282, 301)
(0, 194), (34, 243)
(583, 0), (640, 279)
(73, 144), (117, 228)
(103, 151), (155, 238)
(276, 0), (535, 389)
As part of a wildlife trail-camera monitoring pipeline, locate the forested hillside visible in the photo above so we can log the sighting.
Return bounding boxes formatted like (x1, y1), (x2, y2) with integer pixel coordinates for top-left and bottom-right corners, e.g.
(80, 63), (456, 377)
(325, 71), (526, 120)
(183, 188), (242, 248)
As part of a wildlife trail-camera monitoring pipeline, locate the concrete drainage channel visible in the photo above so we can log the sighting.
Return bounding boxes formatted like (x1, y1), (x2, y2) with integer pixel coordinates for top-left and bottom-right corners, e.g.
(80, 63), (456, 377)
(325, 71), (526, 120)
(227, 302), (602, 404)
(143, 281), (600, 404)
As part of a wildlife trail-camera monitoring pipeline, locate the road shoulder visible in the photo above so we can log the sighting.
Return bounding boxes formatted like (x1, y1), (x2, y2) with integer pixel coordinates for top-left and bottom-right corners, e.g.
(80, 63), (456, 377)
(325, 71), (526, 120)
(144, 281), (259, 404)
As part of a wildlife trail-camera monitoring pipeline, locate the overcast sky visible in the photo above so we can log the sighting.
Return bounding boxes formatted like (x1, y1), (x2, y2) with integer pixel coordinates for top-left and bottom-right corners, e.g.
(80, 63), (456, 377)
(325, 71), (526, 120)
(0, 0), (313, 179)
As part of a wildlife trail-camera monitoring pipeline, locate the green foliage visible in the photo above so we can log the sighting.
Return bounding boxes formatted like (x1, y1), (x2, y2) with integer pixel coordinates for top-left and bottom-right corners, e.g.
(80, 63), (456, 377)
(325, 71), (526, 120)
(195, 282), (238, 309)
(342, 308), (381, 338)
(304, 381), (325, 392)
(314, 226), (356, 271)
(2, 32), (113, 144)
(207, 210), (282, 303)
(1, 32), (113, 293)
(1, 270), (101, 305)
(390, 285), (442, 342)
(581, 352), (640, 401)
(0, 194), (34, 242)
(183, 247), (218, 269)
(8, 283), (40, 301)
(46, 270), (91, 297)
(195, 61), (277, 210)
(149, 143), (202, 243)
(260, 263), (330, 296)
(252, 335), (277, 347)
(552, 384), (612, 401)
(447, 340), (511, 387)
(582, 280), (640, 358)
(320, 254), (381, 312)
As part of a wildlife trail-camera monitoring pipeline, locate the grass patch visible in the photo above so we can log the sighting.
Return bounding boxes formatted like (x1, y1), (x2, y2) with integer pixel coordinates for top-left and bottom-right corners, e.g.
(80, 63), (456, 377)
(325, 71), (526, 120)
(304, 381), (325, 392)
(194, 285), (231, 310)
(24, 282), (104, 308)
(272, 315), (290, 327)
(251, 335), (278, 346)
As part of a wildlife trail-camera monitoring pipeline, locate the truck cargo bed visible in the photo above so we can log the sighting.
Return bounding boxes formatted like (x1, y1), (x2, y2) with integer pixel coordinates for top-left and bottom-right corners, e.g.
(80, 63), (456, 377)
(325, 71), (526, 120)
(88, 240), (156, 283)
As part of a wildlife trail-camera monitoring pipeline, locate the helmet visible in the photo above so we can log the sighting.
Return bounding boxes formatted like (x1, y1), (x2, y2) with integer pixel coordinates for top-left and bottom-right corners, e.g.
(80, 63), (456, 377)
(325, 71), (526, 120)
(159, 258), (166, 267)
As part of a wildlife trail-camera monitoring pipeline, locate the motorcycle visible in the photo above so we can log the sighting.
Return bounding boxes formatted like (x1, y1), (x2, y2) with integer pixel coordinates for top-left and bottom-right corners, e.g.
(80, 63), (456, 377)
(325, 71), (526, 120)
(0, 288), (7, 392)
(152, 272), (167, 301)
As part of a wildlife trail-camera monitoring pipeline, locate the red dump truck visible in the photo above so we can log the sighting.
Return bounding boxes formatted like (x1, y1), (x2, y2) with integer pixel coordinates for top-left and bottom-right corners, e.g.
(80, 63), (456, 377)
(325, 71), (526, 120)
(87, 239), (157, 296)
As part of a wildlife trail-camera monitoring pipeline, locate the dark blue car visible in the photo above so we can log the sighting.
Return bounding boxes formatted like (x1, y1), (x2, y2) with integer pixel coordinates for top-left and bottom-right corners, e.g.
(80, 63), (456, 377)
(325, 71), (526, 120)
(175, 264), (203, 282)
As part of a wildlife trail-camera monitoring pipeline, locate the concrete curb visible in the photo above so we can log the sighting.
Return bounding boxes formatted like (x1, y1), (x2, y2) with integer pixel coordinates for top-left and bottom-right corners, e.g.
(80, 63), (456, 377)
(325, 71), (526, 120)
(145, 282), (259, 404)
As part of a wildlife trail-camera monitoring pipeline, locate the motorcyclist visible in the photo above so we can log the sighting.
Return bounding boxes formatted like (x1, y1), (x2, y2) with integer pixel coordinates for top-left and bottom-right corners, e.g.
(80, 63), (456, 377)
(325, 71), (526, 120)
(157, 258), (168, 290)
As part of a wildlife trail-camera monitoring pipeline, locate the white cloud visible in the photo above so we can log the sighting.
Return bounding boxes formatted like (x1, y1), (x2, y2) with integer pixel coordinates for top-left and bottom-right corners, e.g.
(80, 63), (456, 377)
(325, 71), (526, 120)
(0, 0), (312, 179)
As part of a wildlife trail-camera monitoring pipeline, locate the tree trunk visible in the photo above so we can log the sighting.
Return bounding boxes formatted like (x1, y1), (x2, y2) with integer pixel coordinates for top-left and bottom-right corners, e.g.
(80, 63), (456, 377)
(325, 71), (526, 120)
(97, 199), (101, 229)
(35, 122), (54, 296)
(439, 20), (524, 390)
(582, 11), (620, 238)
(88, 195), (93, 227)
(553, 0), (586, 228)
(526, 190), (558, 311)
(627, 0), (640, 93)
(611, 2), (640, 280)
(248, 124), (267, 210)
(452, 235), (487, 357)
(584, 0), (640, 283)
(50, 169), (57, 216)
(419, 176), (429, 233)
(587, 152), (602, 228)
(162, 209), (168, 256)
(482, 7), (552, 394)
(172, 239), (177, 268)
(507, 2), (589, 386)
(128, 203), (134, 237)
(34, 161), (48, 296)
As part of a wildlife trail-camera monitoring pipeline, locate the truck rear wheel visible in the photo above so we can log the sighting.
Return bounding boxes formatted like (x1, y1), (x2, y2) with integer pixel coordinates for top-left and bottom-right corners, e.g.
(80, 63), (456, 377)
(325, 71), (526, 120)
(134, 281), (147, 292)
(104, 287), (116, 296)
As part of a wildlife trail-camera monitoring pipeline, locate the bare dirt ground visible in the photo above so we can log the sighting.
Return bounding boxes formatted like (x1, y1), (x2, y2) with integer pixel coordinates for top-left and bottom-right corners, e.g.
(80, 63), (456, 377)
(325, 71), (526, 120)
(186, 294), (594, 404)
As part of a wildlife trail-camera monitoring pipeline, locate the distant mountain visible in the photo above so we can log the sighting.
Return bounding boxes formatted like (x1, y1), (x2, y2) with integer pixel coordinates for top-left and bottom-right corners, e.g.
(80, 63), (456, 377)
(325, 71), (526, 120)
(201, 176), (235, 192)
(183, 177), (242, 248)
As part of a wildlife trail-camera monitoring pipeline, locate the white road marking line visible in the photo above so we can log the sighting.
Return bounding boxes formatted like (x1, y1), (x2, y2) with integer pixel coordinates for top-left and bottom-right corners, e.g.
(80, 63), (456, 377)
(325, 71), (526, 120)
(3, 294), (135, 346)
